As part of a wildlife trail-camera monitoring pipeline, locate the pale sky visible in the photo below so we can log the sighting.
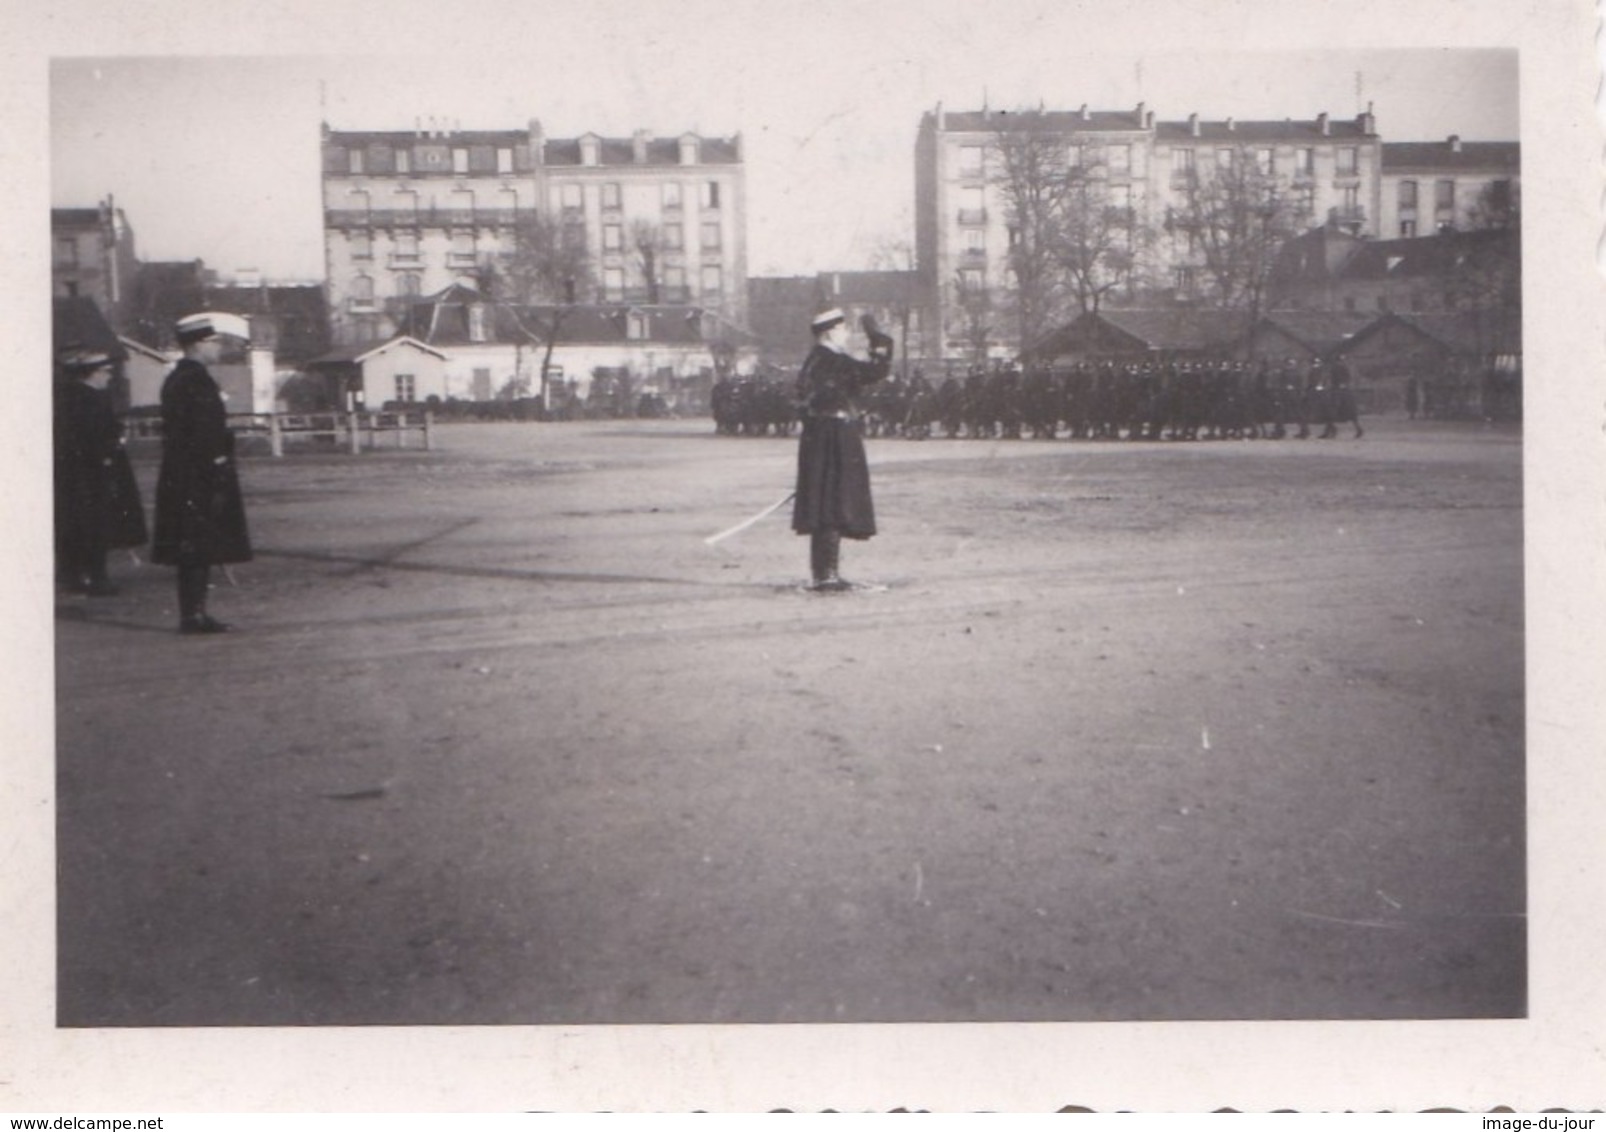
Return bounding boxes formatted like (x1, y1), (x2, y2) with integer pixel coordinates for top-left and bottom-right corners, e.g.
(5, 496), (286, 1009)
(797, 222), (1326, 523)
(46, 7), (1518, 284)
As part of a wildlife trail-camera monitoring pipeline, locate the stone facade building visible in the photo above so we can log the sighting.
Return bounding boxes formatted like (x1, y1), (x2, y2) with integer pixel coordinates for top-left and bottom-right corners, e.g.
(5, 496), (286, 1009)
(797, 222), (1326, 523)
(320, 120), (748, 350)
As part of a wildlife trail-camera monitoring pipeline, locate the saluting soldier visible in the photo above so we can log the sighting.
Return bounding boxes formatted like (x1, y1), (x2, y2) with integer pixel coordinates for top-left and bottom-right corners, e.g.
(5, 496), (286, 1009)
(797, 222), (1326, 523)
(791, 308), (893, 592)
(151, 314), (253, 634)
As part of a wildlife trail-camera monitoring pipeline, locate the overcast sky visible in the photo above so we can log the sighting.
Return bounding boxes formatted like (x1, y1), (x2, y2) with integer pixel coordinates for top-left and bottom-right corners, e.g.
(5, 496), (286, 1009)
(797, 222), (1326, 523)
(47, 6), (1517, 283)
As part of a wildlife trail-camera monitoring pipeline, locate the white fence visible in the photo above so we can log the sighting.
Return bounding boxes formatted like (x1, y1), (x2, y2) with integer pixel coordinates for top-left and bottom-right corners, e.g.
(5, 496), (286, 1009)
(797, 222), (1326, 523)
(127, 410), (435, 456)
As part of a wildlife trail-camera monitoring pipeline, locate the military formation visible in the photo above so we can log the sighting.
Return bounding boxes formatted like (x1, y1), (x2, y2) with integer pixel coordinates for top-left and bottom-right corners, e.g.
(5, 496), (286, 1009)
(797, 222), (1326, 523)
(713, 355), (1366, 443)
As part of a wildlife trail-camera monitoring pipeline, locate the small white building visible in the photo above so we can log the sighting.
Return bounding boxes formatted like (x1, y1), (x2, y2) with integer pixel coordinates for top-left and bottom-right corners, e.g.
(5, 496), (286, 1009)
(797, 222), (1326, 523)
(304, 336), (451, 409)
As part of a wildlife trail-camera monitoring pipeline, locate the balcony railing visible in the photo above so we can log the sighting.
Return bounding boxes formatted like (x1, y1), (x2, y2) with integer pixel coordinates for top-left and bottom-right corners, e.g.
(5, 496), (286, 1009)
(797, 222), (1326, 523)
(347, 298), (378, 313)
(325, 206), (525, 230)
(957, 208), (987, 225)
(1327, 205), (1367, 225)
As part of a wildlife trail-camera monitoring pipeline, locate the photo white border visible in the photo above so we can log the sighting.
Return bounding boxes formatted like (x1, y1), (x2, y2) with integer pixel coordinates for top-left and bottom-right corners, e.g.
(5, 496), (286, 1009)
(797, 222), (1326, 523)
(3, 0), (1601, 1113)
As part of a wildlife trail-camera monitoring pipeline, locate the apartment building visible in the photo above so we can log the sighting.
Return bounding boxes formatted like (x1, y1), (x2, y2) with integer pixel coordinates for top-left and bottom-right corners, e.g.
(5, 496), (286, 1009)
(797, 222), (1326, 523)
(915, 103), (1386, 358)
(51, 196), (138, 333)
(1378, 136), (1520, 238)
(321, 120), (747, 347)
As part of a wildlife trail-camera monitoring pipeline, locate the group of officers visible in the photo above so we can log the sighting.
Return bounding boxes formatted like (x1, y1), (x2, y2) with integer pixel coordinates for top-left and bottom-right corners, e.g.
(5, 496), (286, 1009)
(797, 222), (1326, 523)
(53, 313), (251, 634)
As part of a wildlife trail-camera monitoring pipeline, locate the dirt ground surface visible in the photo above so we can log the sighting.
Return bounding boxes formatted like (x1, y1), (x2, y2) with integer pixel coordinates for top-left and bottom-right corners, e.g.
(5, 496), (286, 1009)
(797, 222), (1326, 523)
(54, 415), (1525, 1026)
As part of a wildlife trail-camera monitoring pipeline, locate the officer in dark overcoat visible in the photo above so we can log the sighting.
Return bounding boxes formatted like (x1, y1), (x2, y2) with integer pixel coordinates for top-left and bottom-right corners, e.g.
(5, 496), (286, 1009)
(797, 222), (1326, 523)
(54, 349), (147, 595)
(791, 308), (893, 591)
(151, 314), (253, 634)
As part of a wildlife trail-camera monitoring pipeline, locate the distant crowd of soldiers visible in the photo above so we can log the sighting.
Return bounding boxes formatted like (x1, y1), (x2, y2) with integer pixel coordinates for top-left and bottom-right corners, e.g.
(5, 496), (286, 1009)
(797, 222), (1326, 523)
(712, 356), (1365, 443)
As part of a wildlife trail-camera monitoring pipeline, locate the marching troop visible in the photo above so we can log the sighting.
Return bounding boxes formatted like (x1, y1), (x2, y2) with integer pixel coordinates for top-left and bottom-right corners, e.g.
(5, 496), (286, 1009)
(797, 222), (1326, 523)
(714, 355), (1367, 444)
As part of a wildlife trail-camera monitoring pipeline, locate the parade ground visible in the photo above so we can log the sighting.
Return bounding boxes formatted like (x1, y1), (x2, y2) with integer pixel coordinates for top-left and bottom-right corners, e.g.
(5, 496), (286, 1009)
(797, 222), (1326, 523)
(53, 415), (1525, 1026)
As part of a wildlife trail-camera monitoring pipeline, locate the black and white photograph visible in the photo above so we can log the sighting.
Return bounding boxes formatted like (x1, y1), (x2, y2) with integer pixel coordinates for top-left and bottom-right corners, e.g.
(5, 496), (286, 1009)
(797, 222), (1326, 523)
(5, 0), (1603, 1114)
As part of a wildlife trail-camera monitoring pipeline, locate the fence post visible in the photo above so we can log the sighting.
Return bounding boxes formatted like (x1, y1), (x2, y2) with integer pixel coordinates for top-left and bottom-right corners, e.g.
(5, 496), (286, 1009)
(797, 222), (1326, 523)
(348, 411), (361, 455)
(423, 410), (434, 451)
(269, 413), (283, 457)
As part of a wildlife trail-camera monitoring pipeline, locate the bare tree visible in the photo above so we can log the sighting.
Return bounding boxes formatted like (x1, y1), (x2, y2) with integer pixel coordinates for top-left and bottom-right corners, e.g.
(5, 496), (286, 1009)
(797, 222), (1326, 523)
(951, 270), (995, 367)
(487, 212), (594, 402)
(867, 233), (921, 378)
(1050, 157), (1149, 320)
(1166, 145), (1312, 325)
(630, 219), (667, 304)
(988, 109), (1075, 355)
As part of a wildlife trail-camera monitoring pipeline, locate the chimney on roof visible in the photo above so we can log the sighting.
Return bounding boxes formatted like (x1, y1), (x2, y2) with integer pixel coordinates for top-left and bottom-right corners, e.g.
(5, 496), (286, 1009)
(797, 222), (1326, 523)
(1145, 109), (1155, 129)
(633, 129), (650, 164)
(1135, 101), (1145, 125)
(1448, 134), (1462, 152)
(1317, 112), (1330, 136)
(1358, 101), (1376, 134)
(1188, 112), (1200, 138)
(936, 100), (945, 129)
(1080, 103), (1090, 121)
(1226, 117), (1235, 132)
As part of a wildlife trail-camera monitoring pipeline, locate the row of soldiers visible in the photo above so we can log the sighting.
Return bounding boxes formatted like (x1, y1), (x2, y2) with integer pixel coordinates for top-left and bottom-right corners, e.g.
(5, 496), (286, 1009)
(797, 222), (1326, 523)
(713, 357), (1364, 442)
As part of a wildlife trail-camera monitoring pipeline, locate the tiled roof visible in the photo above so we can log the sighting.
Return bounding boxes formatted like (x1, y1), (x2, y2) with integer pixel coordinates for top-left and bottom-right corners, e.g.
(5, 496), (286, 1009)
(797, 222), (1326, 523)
(1253, 311), (1374, 351)
(1031, 307), (1253, 357)
(542, 135), (741, 167)
(54, 296), (126, 360)
(51, 208), (103, 228)
(1336, 229), (1515, 282)
(1155, 118), (1374, 142)
(1382, 141), (1520, 173)
(936, 108), (1149, 134)
(326, 129), (530, 147)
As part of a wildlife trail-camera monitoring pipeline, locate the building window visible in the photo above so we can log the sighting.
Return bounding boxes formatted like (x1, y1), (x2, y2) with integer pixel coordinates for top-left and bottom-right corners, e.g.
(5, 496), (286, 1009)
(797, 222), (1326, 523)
(55, 236), (77, 267)
(662, 182), (682, 212)
(450, 189), (475, 224)
(1174, 266), (1195, 293)
(959, 267), (984, 294)
(604, 224), (623, 251)
(959, 145), (985, 176)
(701, 181), (721, 209)
(1108, 144), (1131, 175)
(561, 183), (582, 213)
(1255, 148), (1273, 175)
(1067, 144), (1084, 171)
(393, 189), (419, 223)
(1398, 179), (1418, 211)
(350, 189), (371, 219)
(602, 182), (621, 211)
(1171, 147), (1195, 187)
(1295, 148), (1315, 177)
(664, 224), (684, 251)
(1109, 183), (1131, 211)
(1400, 220), (1417, 238)
(1435, 179), (1456, 211)
(468, 303), (488, 342)
(393, 231), (420, 264)
(959, 185), (986, 224)
(1336, 147), (1358, 176)
(397, 273), (422, 298)
(603, 267), (624, 299)
(349, 149), (365, 175)
(472, 368), (492, 400)
(965, 228), (985, 255)
(700, 264), (722, 296)
(350, 275), (375, 310)
(452, 149), (469, 174)
(700, 221), (722, 251)
(1215, 147), (1234, 172)
(664, 265), (686, 301)
(396, 149), (410, 174)
(627, 310), (650, 340)
(450, 231), (475, 266)
(497, 148), (513, 174)
(350, 231), (372, 261)
(394, 374), (416, 403)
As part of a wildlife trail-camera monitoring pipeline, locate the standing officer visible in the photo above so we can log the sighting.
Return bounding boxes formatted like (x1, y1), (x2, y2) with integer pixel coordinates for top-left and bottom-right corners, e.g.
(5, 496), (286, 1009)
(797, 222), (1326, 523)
(150, 314), (252, 634)
(791, 308), (893, 591)
(54, 348), (146, 596)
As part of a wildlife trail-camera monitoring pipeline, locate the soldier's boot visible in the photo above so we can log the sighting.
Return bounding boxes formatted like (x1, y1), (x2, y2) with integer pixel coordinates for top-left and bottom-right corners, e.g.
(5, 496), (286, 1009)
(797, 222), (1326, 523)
(178, 563), (228, 634)
(810, 528), (849, 592)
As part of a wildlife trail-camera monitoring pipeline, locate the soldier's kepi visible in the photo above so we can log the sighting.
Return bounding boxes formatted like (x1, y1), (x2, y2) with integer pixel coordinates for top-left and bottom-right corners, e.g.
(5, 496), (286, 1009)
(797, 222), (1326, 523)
(789, 307), (894, 591)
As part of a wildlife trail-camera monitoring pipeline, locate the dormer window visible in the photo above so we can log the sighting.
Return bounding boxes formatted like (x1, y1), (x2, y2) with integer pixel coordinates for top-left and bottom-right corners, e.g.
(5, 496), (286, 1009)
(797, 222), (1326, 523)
(627, 309), (650, 340)
(581, 134), (602, 166)
(679, 134), (700, 166)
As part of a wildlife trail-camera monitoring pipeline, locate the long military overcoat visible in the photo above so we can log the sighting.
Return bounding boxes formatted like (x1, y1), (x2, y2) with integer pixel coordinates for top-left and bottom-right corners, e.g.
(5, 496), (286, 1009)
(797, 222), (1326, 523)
(54, 377), (147, 569)
(151, 358), (253, 566)
(790, 344), (890, 540)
